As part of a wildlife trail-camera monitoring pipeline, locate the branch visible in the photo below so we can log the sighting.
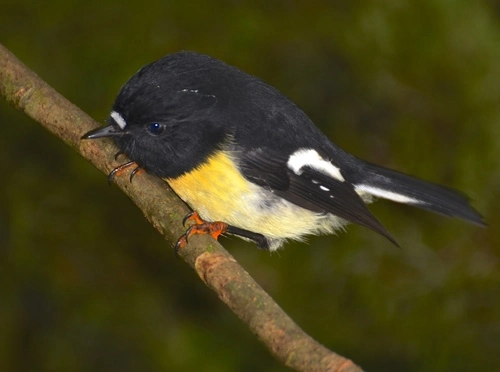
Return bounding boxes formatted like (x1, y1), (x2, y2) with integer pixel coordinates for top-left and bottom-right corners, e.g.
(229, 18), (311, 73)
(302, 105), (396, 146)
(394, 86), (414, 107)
(0, 43), (362, 372)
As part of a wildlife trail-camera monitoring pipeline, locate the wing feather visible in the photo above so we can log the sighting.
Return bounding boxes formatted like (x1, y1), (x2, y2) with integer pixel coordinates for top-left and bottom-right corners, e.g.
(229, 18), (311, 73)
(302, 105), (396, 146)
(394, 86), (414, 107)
(240, 149), (397, 245)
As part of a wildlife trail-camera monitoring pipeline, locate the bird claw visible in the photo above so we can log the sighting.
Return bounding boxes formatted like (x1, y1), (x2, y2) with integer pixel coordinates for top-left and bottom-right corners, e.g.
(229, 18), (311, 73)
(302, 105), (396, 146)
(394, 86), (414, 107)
(174, 212), (228, 256)
(107, 161), (141, 184)
(182, 211), (204, 227)
(114, 151), (125, 161)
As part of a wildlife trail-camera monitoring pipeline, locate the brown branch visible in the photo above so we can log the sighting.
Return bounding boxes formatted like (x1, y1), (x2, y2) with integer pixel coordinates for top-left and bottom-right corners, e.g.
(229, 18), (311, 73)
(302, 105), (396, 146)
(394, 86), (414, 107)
(0, 43), (362, 372)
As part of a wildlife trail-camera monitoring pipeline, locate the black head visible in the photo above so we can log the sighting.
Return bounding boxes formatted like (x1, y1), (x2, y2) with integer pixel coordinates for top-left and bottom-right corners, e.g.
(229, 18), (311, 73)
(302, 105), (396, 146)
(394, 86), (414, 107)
(82, 51), (330, 178)
(82, 51), (243, 178)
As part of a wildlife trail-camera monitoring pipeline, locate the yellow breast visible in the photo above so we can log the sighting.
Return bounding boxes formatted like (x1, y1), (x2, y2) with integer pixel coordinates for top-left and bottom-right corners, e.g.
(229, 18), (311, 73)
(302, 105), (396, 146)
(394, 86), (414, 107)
(166, 151), (252, 222)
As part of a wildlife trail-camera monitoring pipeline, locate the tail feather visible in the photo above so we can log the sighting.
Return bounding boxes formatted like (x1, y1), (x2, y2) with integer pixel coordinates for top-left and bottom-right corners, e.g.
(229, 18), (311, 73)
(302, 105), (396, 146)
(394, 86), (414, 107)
(350, 162), (486, 227)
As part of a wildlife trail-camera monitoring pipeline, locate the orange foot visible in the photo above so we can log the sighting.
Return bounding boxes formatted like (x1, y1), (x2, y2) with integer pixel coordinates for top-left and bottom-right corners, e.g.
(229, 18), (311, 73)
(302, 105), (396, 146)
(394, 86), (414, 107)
(107, 160), (144, 184)
(174, 211), (228, 255)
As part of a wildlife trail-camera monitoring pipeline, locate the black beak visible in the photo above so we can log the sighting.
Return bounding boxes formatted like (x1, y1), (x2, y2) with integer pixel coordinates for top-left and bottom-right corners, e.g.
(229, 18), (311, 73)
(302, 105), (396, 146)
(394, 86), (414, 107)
(81, 124), (126, 140)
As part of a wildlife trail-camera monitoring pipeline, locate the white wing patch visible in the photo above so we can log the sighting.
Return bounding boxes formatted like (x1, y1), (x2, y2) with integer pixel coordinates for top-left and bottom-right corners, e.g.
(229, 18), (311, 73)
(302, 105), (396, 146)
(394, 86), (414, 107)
(287, 149), (345, 182)
(111, 111), (127, 130)
(180, 88), (199, 93)
(354, 185), (422, 204)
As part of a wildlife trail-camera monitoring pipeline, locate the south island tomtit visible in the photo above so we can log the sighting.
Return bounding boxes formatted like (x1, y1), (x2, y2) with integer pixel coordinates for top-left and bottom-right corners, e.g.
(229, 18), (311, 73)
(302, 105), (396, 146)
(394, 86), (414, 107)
(82, 51), (485, 251)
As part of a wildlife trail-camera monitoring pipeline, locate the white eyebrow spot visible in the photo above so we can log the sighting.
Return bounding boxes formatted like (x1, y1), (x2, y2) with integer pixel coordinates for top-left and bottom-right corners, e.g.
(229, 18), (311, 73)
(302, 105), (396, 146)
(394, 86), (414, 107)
(288, 149), (345, 182)
(111, 111), (127, 130)
(319, 185), (330, 192)
(354, 185), (422, 204)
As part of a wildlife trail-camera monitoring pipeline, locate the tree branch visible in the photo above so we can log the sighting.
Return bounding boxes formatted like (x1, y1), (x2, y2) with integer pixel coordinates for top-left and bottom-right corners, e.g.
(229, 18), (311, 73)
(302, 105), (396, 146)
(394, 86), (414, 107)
(0, 43), (362, 372)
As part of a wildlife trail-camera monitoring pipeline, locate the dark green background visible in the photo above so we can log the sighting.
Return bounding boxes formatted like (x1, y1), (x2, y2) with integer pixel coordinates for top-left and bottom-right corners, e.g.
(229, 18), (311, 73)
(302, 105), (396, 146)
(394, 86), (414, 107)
(1, 1), (498, 371)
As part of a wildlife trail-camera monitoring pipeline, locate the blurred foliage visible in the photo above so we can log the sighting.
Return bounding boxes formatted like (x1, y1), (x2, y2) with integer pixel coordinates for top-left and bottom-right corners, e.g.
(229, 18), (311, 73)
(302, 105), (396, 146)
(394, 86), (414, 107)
(1, 1), (499, 371)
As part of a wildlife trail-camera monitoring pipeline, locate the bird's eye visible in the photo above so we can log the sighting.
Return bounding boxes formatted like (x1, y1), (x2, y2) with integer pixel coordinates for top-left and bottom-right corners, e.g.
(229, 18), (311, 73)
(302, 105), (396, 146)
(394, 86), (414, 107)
(146, 122), (165, 135)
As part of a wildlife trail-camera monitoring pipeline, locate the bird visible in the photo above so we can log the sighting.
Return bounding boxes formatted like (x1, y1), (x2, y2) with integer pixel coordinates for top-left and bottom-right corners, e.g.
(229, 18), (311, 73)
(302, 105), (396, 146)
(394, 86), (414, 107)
(82, 51), (485, 252)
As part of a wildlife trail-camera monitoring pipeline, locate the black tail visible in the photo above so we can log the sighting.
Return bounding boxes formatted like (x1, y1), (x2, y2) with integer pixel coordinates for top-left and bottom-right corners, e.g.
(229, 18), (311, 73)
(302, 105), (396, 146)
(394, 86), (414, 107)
(349, 161), (486, 227)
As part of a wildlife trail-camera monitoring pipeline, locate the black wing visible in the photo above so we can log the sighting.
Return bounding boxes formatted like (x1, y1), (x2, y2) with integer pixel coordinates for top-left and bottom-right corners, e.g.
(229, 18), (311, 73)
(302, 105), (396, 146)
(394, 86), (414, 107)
(240, 149), (398, 245)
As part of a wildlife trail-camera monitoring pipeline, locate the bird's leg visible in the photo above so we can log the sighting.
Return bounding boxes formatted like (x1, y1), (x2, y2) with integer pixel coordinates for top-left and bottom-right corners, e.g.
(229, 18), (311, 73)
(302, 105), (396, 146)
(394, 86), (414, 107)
(174, 211), (269, 255)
